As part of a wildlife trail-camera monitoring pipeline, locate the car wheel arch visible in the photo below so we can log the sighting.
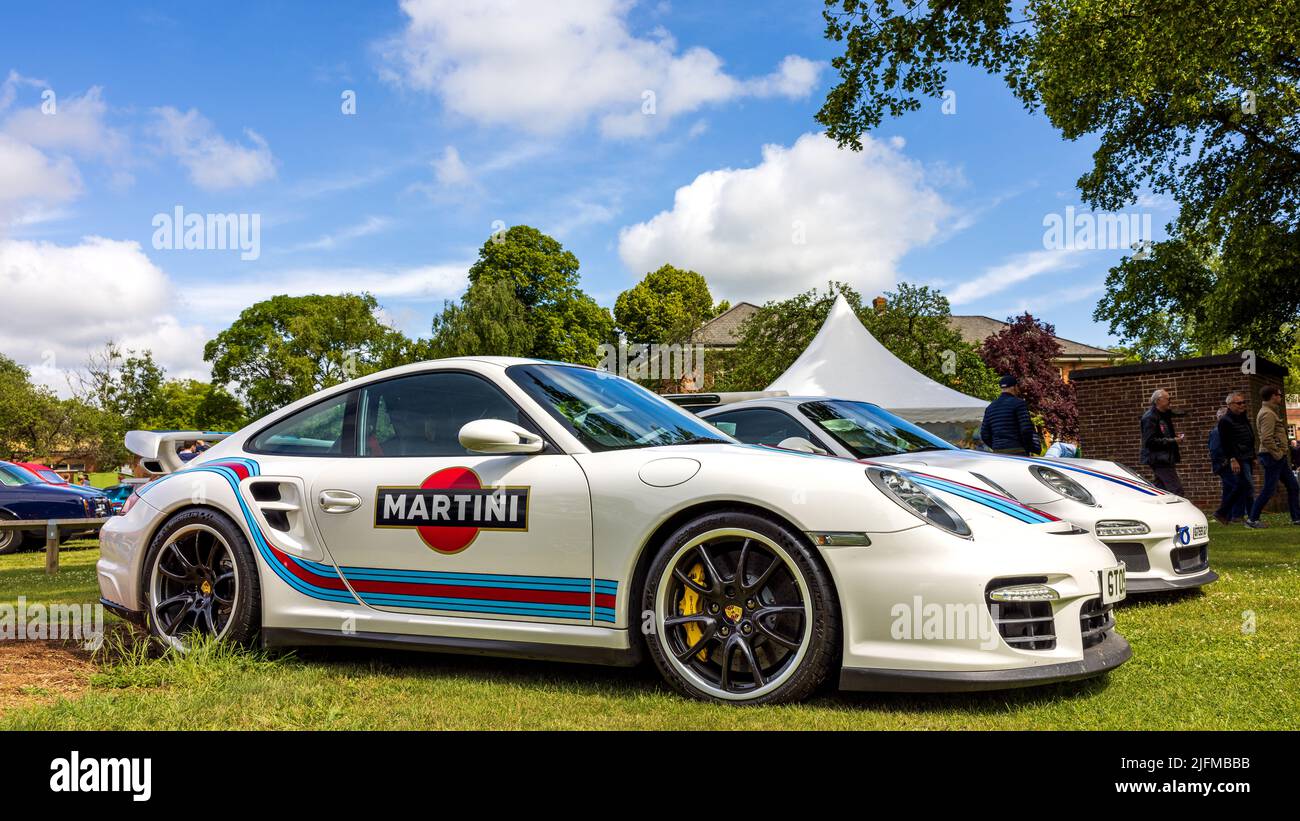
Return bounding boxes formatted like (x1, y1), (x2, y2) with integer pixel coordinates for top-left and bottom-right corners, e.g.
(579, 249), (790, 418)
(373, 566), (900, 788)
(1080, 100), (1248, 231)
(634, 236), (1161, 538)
(133, 503), (254, 606)
(625, 500), (833, 638)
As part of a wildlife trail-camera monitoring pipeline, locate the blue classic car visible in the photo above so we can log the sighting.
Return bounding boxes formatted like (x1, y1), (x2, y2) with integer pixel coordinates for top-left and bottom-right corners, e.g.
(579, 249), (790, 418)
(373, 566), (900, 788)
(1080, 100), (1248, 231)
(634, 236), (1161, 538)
(0, 461), (111, 554)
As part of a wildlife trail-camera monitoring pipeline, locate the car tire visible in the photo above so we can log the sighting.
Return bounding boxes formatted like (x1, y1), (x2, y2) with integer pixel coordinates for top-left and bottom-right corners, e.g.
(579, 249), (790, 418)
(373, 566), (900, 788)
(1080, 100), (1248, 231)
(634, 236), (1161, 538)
(0, 513), (22, 555)
(642, 509), (839, 705)
(142, 508), (261, 651)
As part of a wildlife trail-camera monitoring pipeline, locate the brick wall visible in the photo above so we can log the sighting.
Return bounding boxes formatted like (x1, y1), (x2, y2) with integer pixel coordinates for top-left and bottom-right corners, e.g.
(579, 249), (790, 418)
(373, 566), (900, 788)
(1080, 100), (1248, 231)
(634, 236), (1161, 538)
(1072, 354), (1289, 512)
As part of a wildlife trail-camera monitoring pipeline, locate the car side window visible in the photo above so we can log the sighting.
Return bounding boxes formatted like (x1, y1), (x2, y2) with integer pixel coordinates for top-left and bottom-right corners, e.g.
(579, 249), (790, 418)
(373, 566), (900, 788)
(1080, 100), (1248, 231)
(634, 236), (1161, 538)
(358, 371), (530, 457)
(706, 408), (822, 449)
(248, 391), (354, 456)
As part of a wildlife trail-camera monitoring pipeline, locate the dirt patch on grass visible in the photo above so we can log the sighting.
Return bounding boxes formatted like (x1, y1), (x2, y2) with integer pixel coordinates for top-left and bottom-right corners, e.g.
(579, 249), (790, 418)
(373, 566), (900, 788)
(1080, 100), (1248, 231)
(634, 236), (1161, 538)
(0, 639), (95, 715)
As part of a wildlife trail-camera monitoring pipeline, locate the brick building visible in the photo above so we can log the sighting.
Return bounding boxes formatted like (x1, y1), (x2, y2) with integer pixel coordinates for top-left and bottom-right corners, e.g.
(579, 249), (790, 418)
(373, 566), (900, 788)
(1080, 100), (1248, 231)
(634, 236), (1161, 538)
(1072, 353), (1289, 512)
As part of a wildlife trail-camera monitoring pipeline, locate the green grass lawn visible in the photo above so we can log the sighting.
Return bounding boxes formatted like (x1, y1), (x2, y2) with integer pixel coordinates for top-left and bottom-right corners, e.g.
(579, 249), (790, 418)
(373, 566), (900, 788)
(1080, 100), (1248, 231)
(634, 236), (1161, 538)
(1, 520), (1297, 730)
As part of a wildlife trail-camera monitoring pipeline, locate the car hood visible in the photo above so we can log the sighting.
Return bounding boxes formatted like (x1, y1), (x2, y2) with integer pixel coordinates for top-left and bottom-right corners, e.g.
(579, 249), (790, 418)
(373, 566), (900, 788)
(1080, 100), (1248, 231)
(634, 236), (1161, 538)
(874, 449), (1172, 507)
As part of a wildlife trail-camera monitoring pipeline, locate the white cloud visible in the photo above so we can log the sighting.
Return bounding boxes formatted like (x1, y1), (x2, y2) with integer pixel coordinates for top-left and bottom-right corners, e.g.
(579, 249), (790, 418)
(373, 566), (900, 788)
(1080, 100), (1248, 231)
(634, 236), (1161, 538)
(4, 86), (127, 160)
(946, 248), (1087, 306)
(0, 236), (210, 394)
(618, 132), (951, 302)
(179, 263), (469, 321)
(1, 235), (470, 394)
(151, 107), (276, 190)
(287, 216), (394, 251)
(432, 145), (472, 186)
(381, 0), (821, 136)
(0, 133), (82, 225)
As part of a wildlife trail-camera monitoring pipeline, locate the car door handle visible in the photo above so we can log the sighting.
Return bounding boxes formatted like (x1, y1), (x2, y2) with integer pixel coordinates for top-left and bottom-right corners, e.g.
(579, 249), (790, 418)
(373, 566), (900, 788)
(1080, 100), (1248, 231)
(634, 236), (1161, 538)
(318, 490), (362, 514)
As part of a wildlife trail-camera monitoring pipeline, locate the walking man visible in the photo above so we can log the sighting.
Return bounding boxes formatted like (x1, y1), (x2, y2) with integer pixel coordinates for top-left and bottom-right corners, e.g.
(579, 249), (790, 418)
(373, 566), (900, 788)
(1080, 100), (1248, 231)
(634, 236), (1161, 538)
(1246, 386), (1300, 528)
(1213, 391), (1257, 525)
(1140, 388), (1185, 495)
(980, 375), (1038, 456)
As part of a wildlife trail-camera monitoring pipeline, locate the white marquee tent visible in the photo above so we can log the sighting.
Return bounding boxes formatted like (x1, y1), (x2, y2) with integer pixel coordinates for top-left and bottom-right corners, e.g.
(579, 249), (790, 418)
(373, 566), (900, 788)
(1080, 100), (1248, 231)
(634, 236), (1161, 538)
(765, 294), (989, 425)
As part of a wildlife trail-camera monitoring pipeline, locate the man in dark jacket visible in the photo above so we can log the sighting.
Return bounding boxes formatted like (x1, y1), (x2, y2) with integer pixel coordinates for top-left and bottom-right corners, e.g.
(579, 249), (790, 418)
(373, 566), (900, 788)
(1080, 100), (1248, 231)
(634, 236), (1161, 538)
(980, 375), (1038, 456)
(1213, 391), (1257, 525)
(1140, 388), (1185, 495)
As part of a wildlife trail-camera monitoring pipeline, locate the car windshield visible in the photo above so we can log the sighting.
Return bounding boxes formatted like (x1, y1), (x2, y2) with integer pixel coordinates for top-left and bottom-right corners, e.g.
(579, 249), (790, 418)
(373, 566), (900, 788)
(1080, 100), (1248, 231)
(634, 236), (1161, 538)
(0, 465), (37, 486)
(35, 469), (64, 483)
(507, 364), (733, 451)
(797, 400), (955, 458)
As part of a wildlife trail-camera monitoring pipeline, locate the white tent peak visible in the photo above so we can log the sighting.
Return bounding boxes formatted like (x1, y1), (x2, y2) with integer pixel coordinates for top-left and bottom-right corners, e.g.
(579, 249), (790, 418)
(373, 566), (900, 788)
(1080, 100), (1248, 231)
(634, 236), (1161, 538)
(765, 293), (988, 424)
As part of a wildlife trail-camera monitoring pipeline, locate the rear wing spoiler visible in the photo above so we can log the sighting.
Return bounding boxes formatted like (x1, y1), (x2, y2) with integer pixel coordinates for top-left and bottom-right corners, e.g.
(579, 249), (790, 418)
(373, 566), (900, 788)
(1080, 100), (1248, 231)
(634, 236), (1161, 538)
(662, 390), (788, 410)
(125, 430), (235, 475)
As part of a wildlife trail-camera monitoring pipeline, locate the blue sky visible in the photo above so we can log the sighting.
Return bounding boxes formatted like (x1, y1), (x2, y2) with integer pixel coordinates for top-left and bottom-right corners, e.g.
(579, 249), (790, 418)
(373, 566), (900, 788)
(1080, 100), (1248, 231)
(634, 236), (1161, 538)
(0, 1), (1169, 391)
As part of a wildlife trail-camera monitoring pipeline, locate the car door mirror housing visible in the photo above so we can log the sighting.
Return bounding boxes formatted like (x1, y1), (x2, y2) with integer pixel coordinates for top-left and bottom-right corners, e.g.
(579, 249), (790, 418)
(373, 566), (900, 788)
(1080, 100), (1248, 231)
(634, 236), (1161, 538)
(777, 436), (828, 455)
(459, 419), (545, 454)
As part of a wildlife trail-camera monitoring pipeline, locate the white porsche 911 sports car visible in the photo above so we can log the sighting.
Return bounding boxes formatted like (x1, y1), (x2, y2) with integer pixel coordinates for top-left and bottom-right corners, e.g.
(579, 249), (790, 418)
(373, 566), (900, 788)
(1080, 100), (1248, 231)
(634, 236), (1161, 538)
(99, 358), (1130, 704)
(693, 395), (1215, 595)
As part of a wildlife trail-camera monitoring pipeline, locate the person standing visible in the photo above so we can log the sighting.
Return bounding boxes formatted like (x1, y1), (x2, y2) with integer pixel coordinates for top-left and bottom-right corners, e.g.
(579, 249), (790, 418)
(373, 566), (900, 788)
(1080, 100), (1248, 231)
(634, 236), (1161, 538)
(1208, 407), (1247, 521)
(1246, 386), (1300, 528)
(1290, 437), (1300, 471)
(1140, 388), (1185, 495)
(1213, 391), (1257, 525)
(980, 376), (1038, 456)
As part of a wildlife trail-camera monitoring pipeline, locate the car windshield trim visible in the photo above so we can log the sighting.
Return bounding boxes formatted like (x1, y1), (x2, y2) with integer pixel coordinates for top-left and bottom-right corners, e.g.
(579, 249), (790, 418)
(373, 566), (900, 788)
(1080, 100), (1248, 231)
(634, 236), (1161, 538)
(796, 400), (956, 458)
(506, 364), (734, 452)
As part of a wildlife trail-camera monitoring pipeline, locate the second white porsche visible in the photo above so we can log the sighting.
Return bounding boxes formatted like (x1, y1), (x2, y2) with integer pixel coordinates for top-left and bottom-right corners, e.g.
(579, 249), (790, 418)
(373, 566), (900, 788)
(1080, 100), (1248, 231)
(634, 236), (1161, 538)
(695, 395), (1216, 594)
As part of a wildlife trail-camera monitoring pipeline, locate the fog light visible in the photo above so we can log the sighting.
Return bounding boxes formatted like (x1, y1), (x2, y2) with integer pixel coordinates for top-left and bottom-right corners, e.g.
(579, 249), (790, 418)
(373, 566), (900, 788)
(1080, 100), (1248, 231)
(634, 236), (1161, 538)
(1095, 520), (1150, 537)
(988, 583), (1059, 602)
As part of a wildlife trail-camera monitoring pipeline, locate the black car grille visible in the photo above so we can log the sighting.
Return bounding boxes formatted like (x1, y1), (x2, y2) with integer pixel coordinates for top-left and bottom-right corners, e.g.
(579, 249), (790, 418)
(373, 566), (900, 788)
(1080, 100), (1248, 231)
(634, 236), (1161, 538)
(1080, 598), (1115, 649)
(1104, 542), (1150, 572)
(1171, 544), (1209, 574)
(986, 577), (1056, 651)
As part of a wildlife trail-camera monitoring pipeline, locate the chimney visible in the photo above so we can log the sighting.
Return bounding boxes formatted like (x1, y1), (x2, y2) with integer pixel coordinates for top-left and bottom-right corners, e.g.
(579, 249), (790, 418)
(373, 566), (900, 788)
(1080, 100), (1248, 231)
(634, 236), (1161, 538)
(872, 296), (887, 313)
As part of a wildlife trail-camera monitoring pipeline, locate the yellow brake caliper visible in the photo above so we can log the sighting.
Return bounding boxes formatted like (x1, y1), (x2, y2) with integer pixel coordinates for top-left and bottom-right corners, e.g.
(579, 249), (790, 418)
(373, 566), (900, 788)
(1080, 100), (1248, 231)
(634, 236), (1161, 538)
(678, 562), (709, 661)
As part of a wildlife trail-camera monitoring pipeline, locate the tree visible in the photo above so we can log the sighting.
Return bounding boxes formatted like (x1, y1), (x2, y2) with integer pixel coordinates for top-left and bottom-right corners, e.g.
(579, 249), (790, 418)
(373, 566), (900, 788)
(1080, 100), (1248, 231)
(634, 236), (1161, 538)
(614, 264), (721, 344)
(979, 314), (1078, 439)
(74, 343), (166, 426)
(437, 225), (614, 364)
(141, 379), (246, 432)
(719, 281), (997, 397)
(818, 1), (1300, 355)
(204, 293), (409, 417)
(0, 353), (126, 467)
(430, 277), (536, 359)
(861, 283), (1000, 400)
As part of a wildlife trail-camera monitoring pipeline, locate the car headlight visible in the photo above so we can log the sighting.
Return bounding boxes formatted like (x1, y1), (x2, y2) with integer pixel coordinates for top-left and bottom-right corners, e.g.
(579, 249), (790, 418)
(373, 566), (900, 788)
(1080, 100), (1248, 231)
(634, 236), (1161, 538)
(1029, 465), (1097, 506)
(1094, 519), (1150, 537)
(866, 467), (971, 538)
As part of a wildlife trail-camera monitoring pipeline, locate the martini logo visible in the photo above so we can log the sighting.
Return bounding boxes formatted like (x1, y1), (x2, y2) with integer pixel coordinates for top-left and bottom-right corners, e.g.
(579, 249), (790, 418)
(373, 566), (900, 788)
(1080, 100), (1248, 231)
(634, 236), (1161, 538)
(376, 467), (529, 554)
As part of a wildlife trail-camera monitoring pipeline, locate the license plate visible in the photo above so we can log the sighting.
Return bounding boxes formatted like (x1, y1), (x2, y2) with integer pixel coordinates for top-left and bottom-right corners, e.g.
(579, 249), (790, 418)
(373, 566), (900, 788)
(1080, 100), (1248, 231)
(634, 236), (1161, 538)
(1193, 524), (1208, 540)
(1099, 565), (1126, 605)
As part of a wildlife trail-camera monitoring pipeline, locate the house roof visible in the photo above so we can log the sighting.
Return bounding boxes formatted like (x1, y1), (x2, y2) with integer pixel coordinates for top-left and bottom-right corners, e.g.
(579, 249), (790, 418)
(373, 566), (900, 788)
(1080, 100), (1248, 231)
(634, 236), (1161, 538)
(692, 301), (759, 347)
(947, 315), (1115, 359)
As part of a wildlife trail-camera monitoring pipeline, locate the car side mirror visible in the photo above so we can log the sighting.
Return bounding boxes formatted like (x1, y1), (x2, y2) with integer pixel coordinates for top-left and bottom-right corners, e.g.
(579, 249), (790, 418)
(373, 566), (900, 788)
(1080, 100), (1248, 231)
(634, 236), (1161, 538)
(458, 419), (544, 454)
(777, 436), (828, 455)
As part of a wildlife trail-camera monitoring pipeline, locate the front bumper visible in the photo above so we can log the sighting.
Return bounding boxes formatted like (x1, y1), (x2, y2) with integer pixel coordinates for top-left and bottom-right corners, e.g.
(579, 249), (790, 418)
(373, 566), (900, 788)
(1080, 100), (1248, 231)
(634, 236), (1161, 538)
(1125, 569), (1218, 594)
(840, 631), (1132, 693)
